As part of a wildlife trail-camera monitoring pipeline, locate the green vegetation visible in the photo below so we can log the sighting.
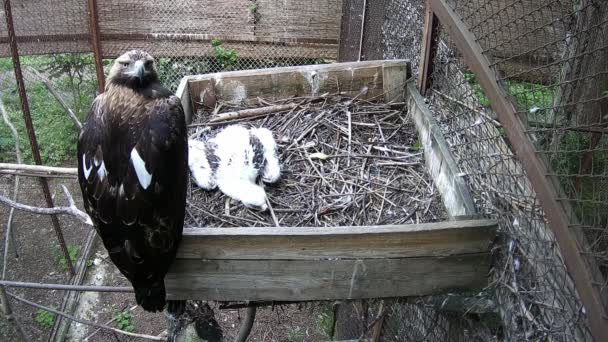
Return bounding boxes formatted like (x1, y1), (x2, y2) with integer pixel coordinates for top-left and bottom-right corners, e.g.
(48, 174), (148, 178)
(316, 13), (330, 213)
(211, 39), (239, 71)
(248, 3), (258, 14)
(34, 309), (56, 328)
(287, 326), (305, 341)
(0, 53), (327, 165)
(464, 72), (555, 121)
(51, 244), (79, 270)
(0, 54), (97, 166)
(315, 305), (335, 339)
(114, 309), (135, 332)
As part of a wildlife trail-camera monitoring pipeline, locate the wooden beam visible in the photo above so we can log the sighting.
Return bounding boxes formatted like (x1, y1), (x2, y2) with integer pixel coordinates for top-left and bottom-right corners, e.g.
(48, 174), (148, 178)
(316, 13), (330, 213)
(177, 60), (409, 119)
(166, 220), (496, 301)
(418, 1), (439, 94)
(407, 82), (476, 218)
(177, 220), (495, 260)
(166, 253), (489, 301)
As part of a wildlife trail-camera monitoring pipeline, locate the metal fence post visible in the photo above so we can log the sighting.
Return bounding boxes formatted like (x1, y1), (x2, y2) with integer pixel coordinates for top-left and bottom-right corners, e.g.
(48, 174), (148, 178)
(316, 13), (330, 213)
(87, 0), (105, 93)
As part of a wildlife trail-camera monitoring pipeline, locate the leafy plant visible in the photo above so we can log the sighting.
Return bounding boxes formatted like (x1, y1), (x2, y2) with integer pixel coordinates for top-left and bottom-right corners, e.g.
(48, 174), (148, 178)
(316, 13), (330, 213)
(316, 305), (335, 338)
(211, 39), (239, 71)
(287, 326), (305, 341)
(51, 244), (79, 270)
(0, 54), (97, 166)
(34, 309), (56, 328)
(248, 3), (258, 13)
(114, 310), (136, 332)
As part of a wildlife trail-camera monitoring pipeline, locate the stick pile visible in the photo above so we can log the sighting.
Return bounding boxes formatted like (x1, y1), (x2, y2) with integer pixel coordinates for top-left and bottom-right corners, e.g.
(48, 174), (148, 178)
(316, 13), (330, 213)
(186, 94), (446, 228)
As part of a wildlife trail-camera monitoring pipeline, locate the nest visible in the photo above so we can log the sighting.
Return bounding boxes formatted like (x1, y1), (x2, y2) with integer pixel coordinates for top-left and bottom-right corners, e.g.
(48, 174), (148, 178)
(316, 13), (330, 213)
(185, 94), (447, 228)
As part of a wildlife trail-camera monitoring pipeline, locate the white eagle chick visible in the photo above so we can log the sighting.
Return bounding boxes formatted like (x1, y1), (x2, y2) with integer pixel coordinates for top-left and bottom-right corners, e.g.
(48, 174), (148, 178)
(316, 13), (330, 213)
(188, 125), (281, 210)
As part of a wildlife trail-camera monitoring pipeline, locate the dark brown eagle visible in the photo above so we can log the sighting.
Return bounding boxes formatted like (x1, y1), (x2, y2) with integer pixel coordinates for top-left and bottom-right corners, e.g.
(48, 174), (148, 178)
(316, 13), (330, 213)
(77, 50), (188, 312)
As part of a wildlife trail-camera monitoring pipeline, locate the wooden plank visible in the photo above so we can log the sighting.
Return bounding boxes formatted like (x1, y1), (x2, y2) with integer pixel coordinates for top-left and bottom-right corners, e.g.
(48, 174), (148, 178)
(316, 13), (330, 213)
(407, 82), (477, 218)
(418, 1), (439, 94)
(338, 0), (365, 62)
(382, 61), (409, 103)
(166, 253), (490, 301)
(177, 219), (496, 260)
(166, 220), (495, 301)
(180, 60), (408, 117)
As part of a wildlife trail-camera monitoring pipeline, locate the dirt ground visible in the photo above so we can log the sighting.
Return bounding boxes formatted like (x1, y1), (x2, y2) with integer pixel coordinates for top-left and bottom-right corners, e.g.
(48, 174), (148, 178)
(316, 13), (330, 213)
(0, 164), (338, 341)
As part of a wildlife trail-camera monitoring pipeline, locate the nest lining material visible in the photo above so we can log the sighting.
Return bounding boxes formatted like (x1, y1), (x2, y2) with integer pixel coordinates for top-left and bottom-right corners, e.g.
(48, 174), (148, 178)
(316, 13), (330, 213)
(185, 94), (447, 228)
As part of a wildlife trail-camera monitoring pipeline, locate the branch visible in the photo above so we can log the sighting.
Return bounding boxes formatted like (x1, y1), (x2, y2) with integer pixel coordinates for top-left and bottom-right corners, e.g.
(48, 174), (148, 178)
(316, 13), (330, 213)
(26, 67), (82, 130)
(6, 292), (166, 341)
(0, 97), (21, 278)
(0, 185), (92, 226)
(207, 103), (296, 123)
(0, 162), (77, 178)
(0, 280), (132, 292)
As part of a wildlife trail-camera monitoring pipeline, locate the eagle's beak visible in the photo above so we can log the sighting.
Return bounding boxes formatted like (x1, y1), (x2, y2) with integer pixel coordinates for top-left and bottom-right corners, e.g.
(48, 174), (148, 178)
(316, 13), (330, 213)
(127, 60), (146, 80)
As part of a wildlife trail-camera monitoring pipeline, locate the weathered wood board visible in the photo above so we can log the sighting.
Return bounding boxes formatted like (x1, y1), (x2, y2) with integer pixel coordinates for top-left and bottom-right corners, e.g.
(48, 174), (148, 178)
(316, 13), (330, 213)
(407, 82), (477, 218)
(165, 219), (496, 301)
(176, 60), (410, 123)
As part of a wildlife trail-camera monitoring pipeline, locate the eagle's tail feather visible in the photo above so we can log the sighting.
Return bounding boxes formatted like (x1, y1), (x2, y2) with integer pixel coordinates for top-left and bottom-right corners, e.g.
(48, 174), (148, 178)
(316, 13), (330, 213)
(134, 281), (166, 312)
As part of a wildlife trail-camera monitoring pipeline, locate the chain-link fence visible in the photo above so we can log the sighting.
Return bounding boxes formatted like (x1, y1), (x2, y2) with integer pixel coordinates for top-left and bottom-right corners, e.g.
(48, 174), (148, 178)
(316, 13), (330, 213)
(1, 0), (607, 340)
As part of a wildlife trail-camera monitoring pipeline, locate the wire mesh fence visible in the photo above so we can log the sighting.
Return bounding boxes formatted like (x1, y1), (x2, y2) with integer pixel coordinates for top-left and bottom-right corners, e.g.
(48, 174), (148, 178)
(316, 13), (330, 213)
(1, 0), (607, 340)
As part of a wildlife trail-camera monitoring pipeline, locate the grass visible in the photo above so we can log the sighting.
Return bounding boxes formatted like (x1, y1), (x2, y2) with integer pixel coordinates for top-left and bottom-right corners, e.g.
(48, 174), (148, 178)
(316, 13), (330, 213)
(287, 326), (306, 341)
(51, 244), (79, 270)
(34, 309), (56, 329)
(114, 309), (135, 333)
(315, 305), (335, 339)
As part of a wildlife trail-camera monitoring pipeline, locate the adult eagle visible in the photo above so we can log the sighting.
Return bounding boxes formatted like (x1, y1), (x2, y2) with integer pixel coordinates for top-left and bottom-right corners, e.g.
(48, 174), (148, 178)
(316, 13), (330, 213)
(77, 50), (188, 312)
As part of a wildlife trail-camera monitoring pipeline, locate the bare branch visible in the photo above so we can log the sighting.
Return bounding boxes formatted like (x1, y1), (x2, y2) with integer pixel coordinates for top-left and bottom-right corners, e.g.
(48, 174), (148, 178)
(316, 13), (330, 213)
(0, 185), (92, 226)
(26, 67), (83, 130)
(0, 97), (21, 278)
(208, 103), (296, 123)
(0, 162), (77, 178)
(0, 280), (132, 292)
(6, 292), (166, 341)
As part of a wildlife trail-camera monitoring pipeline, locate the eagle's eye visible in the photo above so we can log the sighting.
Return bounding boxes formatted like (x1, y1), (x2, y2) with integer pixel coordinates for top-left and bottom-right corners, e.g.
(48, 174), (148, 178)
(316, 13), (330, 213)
(119, 61), (129, 67)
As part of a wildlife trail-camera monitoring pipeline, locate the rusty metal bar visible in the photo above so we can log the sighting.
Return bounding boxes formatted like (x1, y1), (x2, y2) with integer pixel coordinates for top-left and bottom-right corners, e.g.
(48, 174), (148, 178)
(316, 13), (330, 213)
(3, 0), (76, 276)
(418, 0), (439, 94)
(429, 0), (608, 339)
(87, 0), (105, 92)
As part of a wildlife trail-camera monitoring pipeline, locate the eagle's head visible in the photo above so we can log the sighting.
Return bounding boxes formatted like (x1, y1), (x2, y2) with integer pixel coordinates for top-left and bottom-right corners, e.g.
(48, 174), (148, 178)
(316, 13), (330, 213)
(107, 50), (158, 90)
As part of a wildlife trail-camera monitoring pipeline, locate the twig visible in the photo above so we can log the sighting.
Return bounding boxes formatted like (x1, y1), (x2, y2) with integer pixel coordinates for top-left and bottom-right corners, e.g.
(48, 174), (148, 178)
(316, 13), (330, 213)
(0, 280), (132, 292)
(6, 292), (165, 341)
(0, 98), (21, 276)
(0, 185), (92, 225)
(26, 67), (82, 130)
(235, 306), (256, 342)
(208, 103), (296, 123)
(0, 162), (77, 178)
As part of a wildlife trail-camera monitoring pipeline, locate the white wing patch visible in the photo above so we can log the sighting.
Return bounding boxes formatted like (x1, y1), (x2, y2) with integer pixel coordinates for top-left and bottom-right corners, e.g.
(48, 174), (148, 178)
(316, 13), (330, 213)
(97, 161), (108, 181)
(130, 147), (152, 189)
(82, 154), (93, 180)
